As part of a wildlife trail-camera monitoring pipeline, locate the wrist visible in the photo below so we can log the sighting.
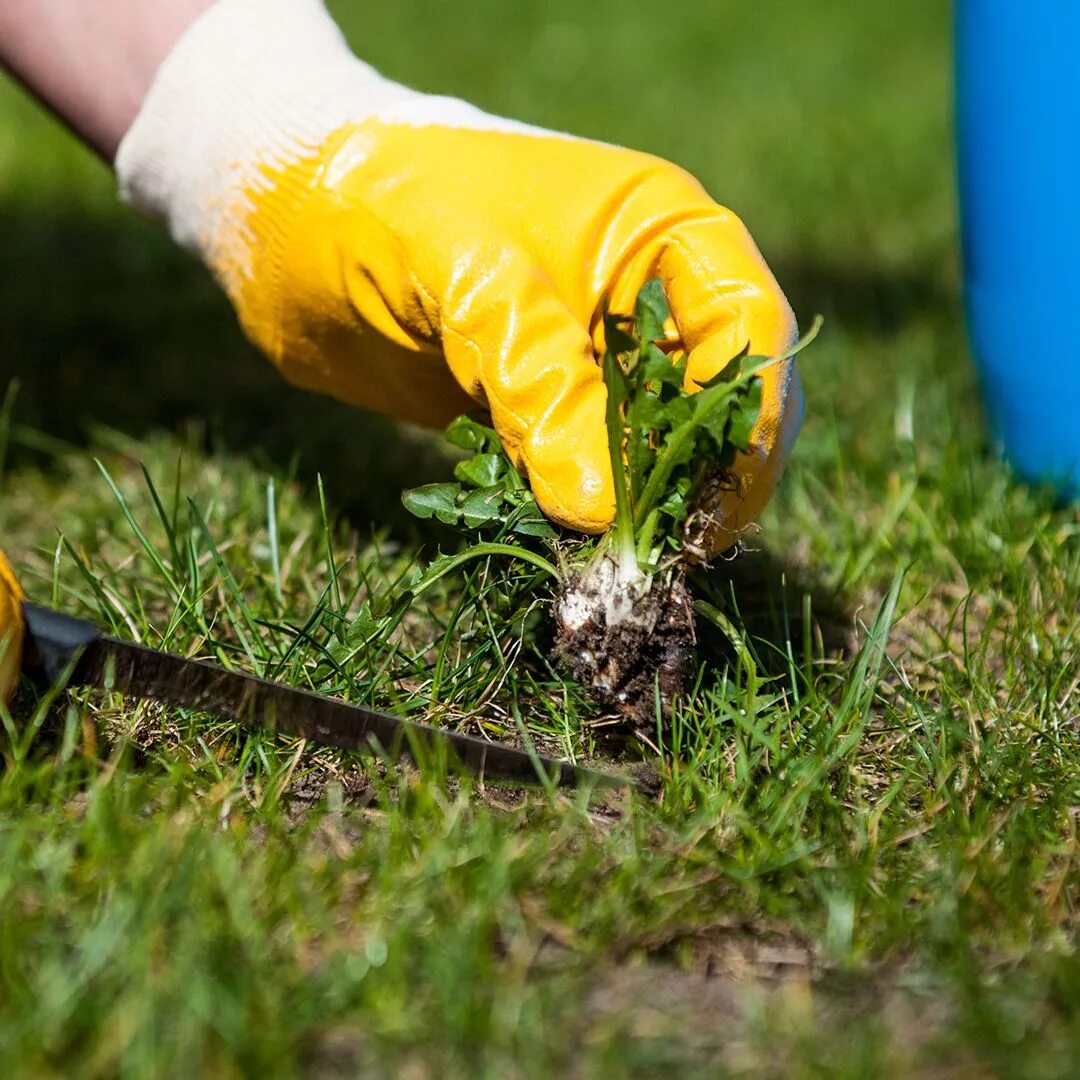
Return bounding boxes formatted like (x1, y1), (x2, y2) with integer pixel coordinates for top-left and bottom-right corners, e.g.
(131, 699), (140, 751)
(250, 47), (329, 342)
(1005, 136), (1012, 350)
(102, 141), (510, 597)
(0, 0), (217, 160)
(115, 0), (544, 286)
(115, 0), (412, 269)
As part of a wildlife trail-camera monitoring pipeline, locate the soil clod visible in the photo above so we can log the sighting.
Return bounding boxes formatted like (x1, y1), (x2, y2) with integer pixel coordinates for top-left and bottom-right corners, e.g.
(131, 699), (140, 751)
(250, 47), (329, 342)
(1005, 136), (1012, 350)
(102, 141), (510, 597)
(553, 559), (696, 728)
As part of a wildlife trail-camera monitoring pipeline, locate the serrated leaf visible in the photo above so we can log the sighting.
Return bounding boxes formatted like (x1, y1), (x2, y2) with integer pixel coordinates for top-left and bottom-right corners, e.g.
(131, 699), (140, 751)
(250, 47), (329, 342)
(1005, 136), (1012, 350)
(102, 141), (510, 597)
(454, 453), (506, 489)
(656, 428), (698, 475)
(657, 474), (692, 520)
(639, 343), (684, 390)
(627, 389), (668, 430)
(664, 394), (695, 431)
(345, 602), (381, 644)
(695, 342), (752, 390)
(634, 278), (671, 348)
(724, 379), (763, 451)
(694, 395), (738, 448)
(327, 601), (384, 664)
(602, 308), (638, 359)
(401, 482), (462, 524)
(342, 605), (381, 650)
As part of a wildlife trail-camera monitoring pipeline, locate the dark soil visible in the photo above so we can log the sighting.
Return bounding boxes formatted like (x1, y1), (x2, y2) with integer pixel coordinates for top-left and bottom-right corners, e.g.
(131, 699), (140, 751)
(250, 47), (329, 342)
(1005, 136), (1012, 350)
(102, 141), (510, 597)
(553, 564), (696, 729)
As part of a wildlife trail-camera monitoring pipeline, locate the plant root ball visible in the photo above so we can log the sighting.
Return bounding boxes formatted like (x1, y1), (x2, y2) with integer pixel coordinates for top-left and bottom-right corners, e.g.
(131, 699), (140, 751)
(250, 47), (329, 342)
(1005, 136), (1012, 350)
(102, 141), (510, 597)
(552, 559), (696, 728)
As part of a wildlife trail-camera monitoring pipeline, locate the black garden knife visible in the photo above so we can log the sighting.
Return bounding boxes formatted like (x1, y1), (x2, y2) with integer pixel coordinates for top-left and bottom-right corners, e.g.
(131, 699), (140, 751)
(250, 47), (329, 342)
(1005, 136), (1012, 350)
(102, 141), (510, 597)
(20, 602), (625, 791)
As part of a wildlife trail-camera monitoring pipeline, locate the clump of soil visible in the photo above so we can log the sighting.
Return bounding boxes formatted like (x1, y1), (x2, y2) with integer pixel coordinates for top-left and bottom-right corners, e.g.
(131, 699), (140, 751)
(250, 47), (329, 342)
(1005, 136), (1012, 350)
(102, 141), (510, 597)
(553, 556), (696, 728)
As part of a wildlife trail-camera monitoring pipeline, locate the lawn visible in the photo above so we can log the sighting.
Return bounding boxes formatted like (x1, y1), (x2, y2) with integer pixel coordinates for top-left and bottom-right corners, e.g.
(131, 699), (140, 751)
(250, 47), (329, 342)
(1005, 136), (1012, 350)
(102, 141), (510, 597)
(1, 0), (1078, 1075)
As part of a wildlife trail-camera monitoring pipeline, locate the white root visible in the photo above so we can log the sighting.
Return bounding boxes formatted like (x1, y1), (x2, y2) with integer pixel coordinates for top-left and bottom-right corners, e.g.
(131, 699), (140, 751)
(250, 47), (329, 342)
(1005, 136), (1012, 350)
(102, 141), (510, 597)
(554, 554), (659, 634)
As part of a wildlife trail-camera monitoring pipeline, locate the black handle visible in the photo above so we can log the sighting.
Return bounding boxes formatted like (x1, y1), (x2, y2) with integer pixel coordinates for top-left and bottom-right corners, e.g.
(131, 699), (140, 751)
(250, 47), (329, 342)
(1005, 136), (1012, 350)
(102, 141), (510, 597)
(20, 602), (101, 686)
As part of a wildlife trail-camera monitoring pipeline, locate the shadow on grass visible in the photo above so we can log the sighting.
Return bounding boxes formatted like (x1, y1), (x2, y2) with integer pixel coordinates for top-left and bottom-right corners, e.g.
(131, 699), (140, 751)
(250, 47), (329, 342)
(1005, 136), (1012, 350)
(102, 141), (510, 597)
(0, 208), (455, 536)
(694, 547), (856, 680)
(774, 252), (958, 337)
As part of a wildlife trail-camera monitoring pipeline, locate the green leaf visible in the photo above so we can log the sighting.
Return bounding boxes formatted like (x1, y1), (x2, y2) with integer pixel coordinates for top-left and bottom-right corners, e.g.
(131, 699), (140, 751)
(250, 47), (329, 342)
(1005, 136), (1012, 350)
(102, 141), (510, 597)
(626, 389), (667, 431)
(633, 278), (671, 348)
(639, 342), (684, 390)
(346, 602), (381, 644)
(327, 600), (383, 664)
(444, 416), (500, 452)
(693, 393), (738, 448)
(602, 309), (638, 360)
(454, 453), (506, 489)
(601, 334), (637, 568)
(657, 474), (693, 520)
(725, 379), (763, 452)
(459, 486), (505, 528)
(695, 343), (751, 390)
(401, 483), (462, 524)
(511, 518), (558, 539)
(663, 394), (695, 431)
(503, 489), (537, 509)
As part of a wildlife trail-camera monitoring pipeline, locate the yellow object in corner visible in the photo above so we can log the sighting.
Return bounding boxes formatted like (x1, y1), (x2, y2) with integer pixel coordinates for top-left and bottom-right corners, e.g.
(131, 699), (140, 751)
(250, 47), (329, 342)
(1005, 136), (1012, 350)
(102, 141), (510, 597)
(215, 121), (800, 552)
(0, 549), (25, 703)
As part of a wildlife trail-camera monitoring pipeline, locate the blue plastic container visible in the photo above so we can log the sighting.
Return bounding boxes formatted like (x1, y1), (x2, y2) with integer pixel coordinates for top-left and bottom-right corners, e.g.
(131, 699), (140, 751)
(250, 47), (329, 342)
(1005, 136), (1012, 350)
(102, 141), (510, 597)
(956, 0), (1080, 497)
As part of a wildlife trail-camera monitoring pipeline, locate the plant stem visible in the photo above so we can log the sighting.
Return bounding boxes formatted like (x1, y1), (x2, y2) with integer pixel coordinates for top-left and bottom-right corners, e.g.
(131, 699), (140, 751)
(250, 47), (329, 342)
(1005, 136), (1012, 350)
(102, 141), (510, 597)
(633, 384), (735, 528)
(635, 508), (661, 568)
(602, 349), (638, 571)
(410, 543), (560, 598)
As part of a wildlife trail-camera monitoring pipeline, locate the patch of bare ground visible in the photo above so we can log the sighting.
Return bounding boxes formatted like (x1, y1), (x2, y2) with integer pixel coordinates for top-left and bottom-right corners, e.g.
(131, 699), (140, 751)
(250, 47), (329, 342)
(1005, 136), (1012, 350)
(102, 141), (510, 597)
(525, 920), (971, 1074)
(304, 928), (971, 1079)
(577, 959), (969, 1077)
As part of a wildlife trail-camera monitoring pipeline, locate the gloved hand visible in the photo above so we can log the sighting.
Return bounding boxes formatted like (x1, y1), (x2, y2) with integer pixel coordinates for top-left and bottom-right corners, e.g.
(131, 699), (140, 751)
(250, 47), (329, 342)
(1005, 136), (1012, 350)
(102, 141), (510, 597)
(116, 0), (801, 553)
(0, 550), (25, 703)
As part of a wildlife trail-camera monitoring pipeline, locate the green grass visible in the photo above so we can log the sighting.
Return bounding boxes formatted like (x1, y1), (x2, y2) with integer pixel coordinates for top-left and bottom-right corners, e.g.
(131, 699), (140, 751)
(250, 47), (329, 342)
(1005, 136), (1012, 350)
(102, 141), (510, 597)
(1, 0), (1079, 1075)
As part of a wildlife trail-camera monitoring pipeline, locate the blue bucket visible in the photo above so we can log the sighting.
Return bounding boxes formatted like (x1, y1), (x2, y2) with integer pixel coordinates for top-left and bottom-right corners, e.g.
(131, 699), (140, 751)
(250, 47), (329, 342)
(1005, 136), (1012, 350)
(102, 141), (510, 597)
(956, 0), (1080, 498)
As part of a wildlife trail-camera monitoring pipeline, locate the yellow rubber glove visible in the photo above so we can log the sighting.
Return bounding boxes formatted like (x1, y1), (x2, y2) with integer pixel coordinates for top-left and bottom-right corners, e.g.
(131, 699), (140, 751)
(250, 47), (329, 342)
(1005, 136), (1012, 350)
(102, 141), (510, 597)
(0, 550), (25, 703)
(116, 0), (801, 553)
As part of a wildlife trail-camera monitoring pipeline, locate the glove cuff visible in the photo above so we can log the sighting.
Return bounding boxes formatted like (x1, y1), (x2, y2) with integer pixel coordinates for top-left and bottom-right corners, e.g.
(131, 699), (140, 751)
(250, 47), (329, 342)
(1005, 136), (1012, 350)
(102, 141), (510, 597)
(115, 0), (546, 300)
(114, 0), (414, 279)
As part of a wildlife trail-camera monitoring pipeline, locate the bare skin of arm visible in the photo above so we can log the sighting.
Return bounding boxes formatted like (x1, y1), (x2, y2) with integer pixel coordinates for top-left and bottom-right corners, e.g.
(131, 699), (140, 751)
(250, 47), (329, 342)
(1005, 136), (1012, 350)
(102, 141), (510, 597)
(0, 0), (217, 160)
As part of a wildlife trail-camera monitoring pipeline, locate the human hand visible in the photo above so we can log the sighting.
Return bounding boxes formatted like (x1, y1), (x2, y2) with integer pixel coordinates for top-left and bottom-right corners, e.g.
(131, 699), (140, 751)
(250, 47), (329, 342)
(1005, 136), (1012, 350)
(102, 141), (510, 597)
(117, 0), (801, 552)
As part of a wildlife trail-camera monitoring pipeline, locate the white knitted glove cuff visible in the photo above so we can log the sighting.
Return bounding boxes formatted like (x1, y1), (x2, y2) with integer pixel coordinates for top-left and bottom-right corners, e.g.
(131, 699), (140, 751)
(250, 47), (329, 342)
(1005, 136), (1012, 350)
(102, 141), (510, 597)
(114, 0), (534, 275)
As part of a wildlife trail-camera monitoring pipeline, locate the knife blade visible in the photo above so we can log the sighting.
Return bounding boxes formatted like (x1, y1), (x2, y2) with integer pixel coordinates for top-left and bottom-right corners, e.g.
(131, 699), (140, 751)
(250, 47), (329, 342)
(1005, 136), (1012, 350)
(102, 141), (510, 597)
(20, 602), (627, 791)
